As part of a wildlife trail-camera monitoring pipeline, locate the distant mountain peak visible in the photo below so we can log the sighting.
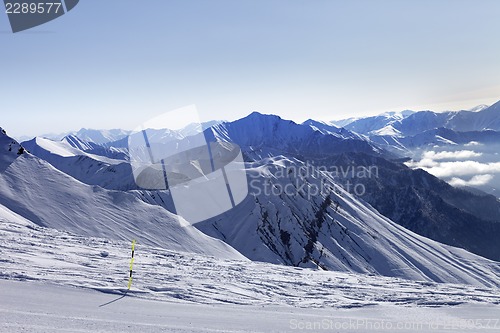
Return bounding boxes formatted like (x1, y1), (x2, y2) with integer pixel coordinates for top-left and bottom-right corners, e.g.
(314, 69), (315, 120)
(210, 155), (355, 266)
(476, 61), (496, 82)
(246, 111), (285, 122)
(303, 119), (338, 127)
(467, 104), (490, 112)
(378, 110), (416, 119)
(485, 99), (500, 111)
(74, 128), (130, 144)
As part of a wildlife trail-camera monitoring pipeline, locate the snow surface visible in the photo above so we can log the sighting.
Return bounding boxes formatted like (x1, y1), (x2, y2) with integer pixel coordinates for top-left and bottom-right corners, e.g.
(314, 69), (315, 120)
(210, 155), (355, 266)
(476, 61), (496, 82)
(2, 280), (500, 333)
(1, 210), (500, 332)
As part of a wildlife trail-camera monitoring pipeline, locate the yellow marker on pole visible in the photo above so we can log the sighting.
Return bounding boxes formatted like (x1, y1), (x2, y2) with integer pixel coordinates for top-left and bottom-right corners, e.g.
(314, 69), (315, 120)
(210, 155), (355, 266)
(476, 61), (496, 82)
(127, 240), (136, 290)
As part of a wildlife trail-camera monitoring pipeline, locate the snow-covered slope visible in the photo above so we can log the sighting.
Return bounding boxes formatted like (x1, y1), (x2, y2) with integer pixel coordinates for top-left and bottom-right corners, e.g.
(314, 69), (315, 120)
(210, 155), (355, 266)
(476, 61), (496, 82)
(323, 152), (500, 261)
(195, 156), (500, 287)
(3, 279), (499, 333)
(0, 131), (244, 260)
(23, 137), (119, 164)
(22, 137), (137, 190)
(2, 208), (500, 333)
(1, 207), (499, 309)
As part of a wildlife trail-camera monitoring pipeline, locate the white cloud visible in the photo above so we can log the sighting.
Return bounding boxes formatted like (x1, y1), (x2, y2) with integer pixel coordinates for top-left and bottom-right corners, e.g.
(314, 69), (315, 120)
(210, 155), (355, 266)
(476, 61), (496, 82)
(464, 141), (482, 147)
(420, 161), (500, 178)
(405, 158), (438, 168)
(422, 150), (482, 160)
(448, 174), (494, 187)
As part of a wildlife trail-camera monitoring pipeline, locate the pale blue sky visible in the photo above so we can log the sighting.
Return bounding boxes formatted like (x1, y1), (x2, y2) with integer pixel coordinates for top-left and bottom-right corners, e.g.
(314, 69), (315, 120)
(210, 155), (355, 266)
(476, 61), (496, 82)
(1, 0), (500, 138)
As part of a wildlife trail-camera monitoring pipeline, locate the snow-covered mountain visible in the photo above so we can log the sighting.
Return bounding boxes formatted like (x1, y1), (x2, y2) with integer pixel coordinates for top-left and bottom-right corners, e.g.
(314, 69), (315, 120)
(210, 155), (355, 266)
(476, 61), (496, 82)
(33, 128), (131, 144)
(4, 104), (500, 286)
(333, 101), (500, 140)
(72, 128), (131, 144)
(194, 156), (500, 286)
(2, 126), (500, 288)
(18, 111), (500, 262)
(370, 128), (500, 154)
(389, 101), (500, 136)
(332, 110), (416, 136)
(320, 152), (500, 261)
(205, 112), (382, 160)
(0, 130), (243, 260)
(331, 101), (500, 199)
(468, 104), (490, 112)
(22, 137), (137, 190)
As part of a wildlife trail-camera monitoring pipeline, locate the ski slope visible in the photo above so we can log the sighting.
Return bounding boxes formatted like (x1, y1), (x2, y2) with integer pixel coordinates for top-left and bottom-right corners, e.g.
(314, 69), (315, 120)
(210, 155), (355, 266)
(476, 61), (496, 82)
(1, 208), (500, 332)
(2, 280), (500, 333)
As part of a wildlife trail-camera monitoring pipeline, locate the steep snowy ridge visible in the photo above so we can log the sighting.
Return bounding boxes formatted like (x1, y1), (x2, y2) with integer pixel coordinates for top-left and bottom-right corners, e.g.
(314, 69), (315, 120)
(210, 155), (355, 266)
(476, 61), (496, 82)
(62, 134), (95, 151)
(321, 152), (500, 261)
(22, 137), (137, 190)
(0, 132), (244, 260)
(195, 156), (500, 287)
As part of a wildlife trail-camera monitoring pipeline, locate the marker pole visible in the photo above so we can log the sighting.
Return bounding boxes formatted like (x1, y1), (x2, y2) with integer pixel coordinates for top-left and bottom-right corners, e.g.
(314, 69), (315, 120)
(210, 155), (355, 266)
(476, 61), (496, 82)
(127, 240), (136, 290)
